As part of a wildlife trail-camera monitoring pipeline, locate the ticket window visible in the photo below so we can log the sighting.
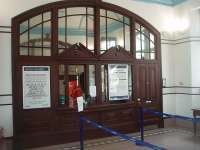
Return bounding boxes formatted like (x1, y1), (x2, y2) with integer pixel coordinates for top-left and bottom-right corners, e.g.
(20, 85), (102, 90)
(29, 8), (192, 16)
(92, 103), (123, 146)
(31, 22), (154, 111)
(59, 64), (96, 107)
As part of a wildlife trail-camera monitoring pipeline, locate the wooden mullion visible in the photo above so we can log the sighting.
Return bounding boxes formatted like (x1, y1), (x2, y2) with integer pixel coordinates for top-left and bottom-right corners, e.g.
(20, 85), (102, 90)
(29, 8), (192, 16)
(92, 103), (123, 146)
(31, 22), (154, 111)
(52, 8), (58, 56)
(85, 65), (89, 96)
(65, 8), (67, 48)
(86, 7), (88, 48)
(105, 10), (108, 50)
(140, 25), (142, 59)
(42, 13), (44, 56)
(105, 65), (109, 102)
(65, 65), (69, 106)
(123, 16), (125, 49)
(95, 6), (100, 56)
(95, 64), (102, 104)
(130, 17), (135, 57)
(28, 19), (30, 56)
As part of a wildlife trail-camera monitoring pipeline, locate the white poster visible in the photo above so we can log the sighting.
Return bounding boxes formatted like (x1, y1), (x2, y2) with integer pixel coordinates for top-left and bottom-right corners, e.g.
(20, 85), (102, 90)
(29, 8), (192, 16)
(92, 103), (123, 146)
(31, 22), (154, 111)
(108, 64), (129, 101)
(23, 66), (51, 109)
(77, 96), (84, 112)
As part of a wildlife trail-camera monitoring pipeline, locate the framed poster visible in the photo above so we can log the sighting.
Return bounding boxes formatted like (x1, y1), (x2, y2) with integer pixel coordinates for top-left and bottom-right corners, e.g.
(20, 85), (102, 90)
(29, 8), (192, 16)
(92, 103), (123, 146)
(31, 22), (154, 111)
(108, 64), (129, 101)
(22, 66), (51, 109)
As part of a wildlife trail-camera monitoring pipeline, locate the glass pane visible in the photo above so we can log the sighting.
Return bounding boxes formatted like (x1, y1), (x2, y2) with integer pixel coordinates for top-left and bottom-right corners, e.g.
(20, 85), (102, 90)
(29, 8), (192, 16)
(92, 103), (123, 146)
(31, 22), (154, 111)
(43, 21), (51, 47)
(88, 37), (94, 50)
(135, 23), (140, 31)
(128, 65), (132, 99)
(101, 65), (108, 102)
(58, 17), (66, 47)
(67, 16), (86, 46)
(87, 16), (94, 50)
(107, 18), (124, 49)
(136, 52), (141, 59)
(88, 65), (96, 102)
(20, 47), (28, 56)
(58, 8), (66, 17)
(108, 64), (130, 101)
(125, 24), (130, 51)
(100, 9), (106, 16)
(141, 26), (149, 37)
(20, 32), (28, 46)
(101, 64), (133, 101)
(150, 41), (155, 52)
(136, 31), (141, 52)
(150, 33), (155, 42)
(100, 17), (106, 51)
(29, 48), (42, 56)
(89, 65), (95, 86)
(141, 34), (150, 53)
(59, 64), (65, 75)
(43, 48), (51, 56)
(68, 65), (85, 108)
(87, 7), (94, 15)
(43, 41), (51, 48)
(29, 25), (42, 46)
(59, 65), (65, 105)
(142, 52), (150, 60)
(107, 11), (123, 22)
(59, 79), (66, 105)
(150, 53), (155, 60)
(59, 49), (65, 54)
(43, 12), (51, 21)
(30, 14), (42, 27)
(20, 20), (28, 34)
(67, 7), (86, 15)
(124, 17), (130, 25)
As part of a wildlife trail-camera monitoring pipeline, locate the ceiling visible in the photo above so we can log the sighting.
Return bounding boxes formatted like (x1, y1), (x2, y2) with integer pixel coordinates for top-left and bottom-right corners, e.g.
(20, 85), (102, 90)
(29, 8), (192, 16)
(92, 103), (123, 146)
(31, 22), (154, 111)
(134, 0), (187, 6)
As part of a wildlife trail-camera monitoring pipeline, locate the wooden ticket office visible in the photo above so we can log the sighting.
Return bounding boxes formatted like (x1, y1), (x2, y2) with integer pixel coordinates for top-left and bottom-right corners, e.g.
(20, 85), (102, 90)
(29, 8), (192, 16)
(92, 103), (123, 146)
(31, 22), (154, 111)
(12, 0), (163, 148)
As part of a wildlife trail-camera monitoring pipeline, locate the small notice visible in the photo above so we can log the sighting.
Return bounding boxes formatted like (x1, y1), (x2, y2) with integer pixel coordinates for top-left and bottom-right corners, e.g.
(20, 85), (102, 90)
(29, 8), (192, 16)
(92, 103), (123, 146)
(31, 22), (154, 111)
(23, 66), (51, 109)
(77, 96), (84, 112)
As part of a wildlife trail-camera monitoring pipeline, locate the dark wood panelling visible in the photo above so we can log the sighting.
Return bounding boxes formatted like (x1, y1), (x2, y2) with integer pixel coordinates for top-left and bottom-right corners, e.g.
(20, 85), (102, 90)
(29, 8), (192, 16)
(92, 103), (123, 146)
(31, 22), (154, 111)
(12, 0), (162, 149)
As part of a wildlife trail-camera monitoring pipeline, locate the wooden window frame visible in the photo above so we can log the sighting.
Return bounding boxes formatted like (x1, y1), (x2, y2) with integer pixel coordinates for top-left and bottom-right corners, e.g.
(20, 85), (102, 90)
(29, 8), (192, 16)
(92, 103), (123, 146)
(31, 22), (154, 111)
(12, 0), (161, 109)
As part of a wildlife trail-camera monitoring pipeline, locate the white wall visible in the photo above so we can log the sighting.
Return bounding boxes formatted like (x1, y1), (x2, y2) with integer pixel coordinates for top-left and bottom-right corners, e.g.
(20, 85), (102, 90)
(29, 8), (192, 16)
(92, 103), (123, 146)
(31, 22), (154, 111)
(173, 0), (200, 117)
(0, 28), (13, 137)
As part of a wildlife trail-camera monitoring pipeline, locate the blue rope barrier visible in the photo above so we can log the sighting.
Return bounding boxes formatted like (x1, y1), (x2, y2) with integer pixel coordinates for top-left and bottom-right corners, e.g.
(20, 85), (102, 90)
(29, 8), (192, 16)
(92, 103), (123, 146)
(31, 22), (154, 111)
(143, 108), (200, 123)
(80, 116), (167, 150)
(80, 116), (84, 150)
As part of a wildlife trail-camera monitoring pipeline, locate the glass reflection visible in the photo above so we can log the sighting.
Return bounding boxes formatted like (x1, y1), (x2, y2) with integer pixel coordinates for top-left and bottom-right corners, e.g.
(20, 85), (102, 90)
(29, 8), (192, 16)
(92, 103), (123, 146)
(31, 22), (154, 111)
(58, 7), (94, 51)
(100, 9), (130, 53)
(135, 23), (156, 60)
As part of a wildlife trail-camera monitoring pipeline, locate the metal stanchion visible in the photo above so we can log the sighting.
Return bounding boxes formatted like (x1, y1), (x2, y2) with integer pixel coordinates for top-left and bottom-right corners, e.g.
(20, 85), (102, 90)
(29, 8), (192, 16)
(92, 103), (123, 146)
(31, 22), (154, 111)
(139, 107), (144, 142)
(80, 114), (84, 150)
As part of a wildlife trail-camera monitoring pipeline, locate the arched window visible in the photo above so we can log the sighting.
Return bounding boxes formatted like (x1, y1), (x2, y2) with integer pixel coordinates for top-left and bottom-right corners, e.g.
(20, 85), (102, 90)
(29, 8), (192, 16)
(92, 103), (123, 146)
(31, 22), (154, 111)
(135, 23), (156, 60)
(100, 9), (130, 53)
(19, 11), (52, 56)
(13, 0), (161, 108)
(12, 0), (162, 148)
(58, 7), (95, 53)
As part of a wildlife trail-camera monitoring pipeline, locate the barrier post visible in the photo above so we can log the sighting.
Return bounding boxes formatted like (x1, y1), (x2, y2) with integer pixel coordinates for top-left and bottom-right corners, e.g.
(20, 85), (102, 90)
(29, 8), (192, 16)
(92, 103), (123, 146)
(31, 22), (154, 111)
(80, 114), (84, 150)
(139, 107), (144, 142)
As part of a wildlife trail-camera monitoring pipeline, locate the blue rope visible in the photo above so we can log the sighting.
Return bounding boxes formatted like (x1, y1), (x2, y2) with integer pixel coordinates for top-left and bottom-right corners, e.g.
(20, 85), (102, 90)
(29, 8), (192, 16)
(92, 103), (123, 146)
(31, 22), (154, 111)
(143, 108), (200, 123)
(80, 116), (167, 150)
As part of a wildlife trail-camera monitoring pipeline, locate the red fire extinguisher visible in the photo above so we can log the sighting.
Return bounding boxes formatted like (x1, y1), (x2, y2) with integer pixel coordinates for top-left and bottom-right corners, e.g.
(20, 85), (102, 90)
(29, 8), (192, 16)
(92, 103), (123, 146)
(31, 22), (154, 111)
(69, 80), (83, 109)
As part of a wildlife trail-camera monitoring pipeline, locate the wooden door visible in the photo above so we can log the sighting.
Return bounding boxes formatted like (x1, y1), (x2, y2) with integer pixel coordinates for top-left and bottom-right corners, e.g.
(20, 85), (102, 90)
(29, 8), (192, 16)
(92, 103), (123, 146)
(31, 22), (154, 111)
(135, 63), (161, 105)
(147, 64), (161, 105)
(135, 64), (148, 103)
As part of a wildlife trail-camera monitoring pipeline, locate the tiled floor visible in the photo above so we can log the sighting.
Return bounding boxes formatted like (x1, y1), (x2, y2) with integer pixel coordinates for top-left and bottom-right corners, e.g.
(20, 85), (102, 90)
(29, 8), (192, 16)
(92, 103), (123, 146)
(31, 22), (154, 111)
(1, 123), (200, 150)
